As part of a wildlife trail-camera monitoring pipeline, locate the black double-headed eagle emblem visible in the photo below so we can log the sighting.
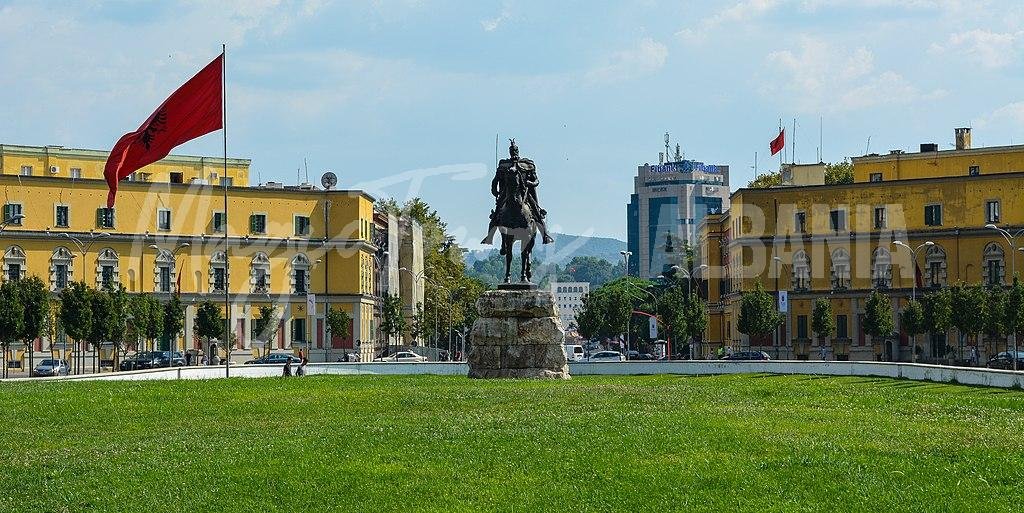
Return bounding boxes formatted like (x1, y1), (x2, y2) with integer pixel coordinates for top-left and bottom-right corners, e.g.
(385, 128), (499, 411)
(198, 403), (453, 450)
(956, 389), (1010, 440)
(139, 108), (168, 150)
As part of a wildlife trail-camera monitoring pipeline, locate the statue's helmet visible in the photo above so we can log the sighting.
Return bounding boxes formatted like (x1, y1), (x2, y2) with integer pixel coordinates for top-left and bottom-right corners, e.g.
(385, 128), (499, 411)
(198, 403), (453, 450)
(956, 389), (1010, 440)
(509, 138), (519, 159)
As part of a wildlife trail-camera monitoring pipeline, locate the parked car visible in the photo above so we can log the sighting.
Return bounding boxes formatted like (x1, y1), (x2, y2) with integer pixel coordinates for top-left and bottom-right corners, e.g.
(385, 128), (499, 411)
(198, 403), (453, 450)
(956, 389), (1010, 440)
(986, 351), (1024, 370)
(32, 359), (70, 377)
(722, 351), (772, 361)
(244, 353), (301, 365)
(587, 350), (626, 362)
(119, 351), (185, 371)
(564, 344), (585, 362)
(377, 351), (428, 363)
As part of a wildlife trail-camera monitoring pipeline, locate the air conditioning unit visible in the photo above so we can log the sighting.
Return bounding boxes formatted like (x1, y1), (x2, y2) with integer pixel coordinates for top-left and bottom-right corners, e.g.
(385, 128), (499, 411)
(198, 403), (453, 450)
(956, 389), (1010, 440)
(49, 166), (59, 174)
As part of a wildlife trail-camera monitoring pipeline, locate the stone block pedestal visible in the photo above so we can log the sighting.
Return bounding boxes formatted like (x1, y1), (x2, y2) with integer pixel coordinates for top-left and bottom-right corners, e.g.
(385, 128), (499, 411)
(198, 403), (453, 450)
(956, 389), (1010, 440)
(468, 288), (569, 379)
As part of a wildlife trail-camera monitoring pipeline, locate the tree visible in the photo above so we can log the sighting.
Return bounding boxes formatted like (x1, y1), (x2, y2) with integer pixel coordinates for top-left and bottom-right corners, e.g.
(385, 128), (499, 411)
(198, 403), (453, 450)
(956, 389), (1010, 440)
(576, 291), (604, 340)
(106, 285), (131, 368)
(825, 160), (854, 185)
(194, 301), (223, 351)
(901, 299), (926, 361)
(380, 293), (407, 348)
(17, 276), (50, 374)
(0, 280), (24, 379)
(863, 290), (894, 359)
(683, 293), (709, 358)
(984, 285), (1007, 344)
(162, 295), (185, 353)
(950, 283), (986, 360)
(88, 288), (115, 371)
(325, 306), (352, 346)
(656, 286), (687, 356)
(811, 298), (835, 346)
(923, 288), (953, 358)
(747, 171), (782, 188)
(252, 304), (282, 356)
(128, 294), (162, 352)
(408, 303), (424, 345)
(60, 282), (93, 375)
(737, 282), (782, 346)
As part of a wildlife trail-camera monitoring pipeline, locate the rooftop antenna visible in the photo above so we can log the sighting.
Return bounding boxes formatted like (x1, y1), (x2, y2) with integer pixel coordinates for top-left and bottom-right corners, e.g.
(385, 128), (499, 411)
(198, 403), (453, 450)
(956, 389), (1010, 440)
(675, 143), (682, 162)
(819, 115), (823, 163)
(664, 132), (671, 162)
(303, 157), (309, 183)
(297, 168), (300, 185)
(865, 136), (872, 155)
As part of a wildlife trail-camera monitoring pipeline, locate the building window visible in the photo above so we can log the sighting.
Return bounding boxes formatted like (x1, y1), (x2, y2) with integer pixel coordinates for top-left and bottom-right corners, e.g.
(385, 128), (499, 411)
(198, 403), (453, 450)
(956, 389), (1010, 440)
(829, 209), (846, 231)
(986, 200), (1000, 224)
(220, 177), (233, 187)
(55, 205), (69, 228)
(836, 315), (848, 339)
(251, 253), (270, 294)
(792, 250), (810, 291)
(97, 207), (115, 229)
(212, 212), (226, 233)
(797, 315), (808, 339)
(2, 203), (23, 225)
(292, 318), (307, 343)
(19, 165), (32, 176)
(3, 246), (26, 282)
(51, 247), (73, 291)
(294, 216), (311, 236)
(983, 242), (1005, 286)
(869, 173), (882, 182)
(924, 204), (942, 226)
(154, 249), (175, 293)
(925, 245), (947, 288)
(96, 248), (119, 290)
(170, 172), (184, 184)
(831, 248), (850, 290)
(794, 211), (806, 233)
(210, 251), (227, 293)
(291, 254), (310, 294)
(250, 213), (267, 234)
(969, 165), (980, 176)
(158, 209), (172, 231)
(70, 167), (82, 179)
(873, 207), (887, 229)
(872, 247), (892, 289)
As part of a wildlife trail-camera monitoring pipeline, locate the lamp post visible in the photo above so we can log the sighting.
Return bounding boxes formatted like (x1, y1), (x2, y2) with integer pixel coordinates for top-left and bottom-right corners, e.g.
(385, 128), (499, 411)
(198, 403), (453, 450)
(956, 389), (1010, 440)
(149, 243), (190, 353)
(893, 240), (934, 364)
(772, 256), (782, 358)
(623, 280), (657, 360)
(620, 250), (632, 277)
(399, 266), (427, 354)
(986, 224), (1024, 371)
(60, 230), (109, 375)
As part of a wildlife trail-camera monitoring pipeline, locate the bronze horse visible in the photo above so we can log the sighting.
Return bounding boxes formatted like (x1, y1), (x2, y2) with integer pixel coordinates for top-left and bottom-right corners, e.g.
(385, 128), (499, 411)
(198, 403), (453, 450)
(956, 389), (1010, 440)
(495, 164), (538, 283)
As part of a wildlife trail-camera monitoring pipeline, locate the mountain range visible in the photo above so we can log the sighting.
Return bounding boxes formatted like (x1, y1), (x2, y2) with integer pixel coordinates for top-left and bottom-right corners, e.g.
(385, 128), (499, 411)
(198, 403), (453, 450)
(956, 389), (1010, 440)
(464, 232), (627, 266)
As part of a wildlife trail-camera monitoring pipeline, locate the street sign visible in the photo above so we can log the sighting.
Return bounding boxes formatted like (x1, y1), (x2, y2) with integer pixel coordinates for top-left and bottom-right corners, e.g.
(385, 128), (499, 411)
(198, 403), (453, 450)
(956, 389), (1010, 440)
(649, 316), (658, 338)
(306, 293), (316, 313)
(778, 290), (789, 312)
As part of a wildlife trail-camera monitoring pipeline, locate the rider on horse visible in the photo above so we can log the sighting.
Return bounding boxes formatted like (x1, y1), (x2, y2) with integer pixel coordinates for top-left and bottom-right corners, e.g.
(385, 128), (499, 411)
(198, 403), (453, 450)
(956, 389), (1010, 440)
(481, 139), (554, 248)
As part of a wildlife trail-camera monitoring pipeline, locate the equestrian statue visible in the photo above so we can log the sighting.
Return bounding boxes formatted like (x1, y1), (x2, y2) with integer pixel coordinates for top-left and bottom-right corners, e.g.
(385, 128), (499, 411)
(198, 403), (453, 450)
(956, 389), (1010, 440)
(481, 139), (554, 284)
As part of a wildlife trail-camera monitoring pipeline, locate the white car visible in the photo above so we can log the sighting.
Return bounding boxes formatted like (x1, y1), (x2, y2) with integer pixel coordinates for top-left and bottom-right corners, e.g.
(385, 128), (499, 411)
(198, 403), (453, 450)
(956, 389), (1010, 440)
(564, 344), (585, 362)
(587, 350), (625, 362)
(378, 351), (428, 363)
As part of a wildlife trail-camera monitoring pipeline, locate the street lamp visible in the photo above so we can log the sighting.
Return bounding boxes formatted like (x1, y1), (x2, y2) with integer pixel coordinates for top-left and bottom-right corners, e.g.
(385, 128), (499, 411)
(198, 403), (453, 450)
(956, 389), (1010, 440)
(620, 250), (632, 277)
(0, 213), (25, 232)
(61, 231), (109, 375)
(150, 243), (190, 354)
(670, 264), (708, 298)
(772, 256), (783, 359)
(399, 266), (427, 352)
(986, 224), (1024, 372)
(623, 280), (657, 360)
(892, 240), (934, 364)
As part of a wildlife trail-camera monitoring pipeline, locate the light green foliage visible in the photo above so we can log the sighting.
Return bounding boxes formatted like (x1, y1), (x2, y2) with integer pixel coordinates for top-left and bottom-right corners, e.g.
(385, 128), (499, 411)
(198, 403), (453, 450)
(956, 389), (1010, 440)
(811, 298), (836, 339)
(863, 290), (894, 339)
(901, 300), (926, 338)
(737, 282), (783, 338)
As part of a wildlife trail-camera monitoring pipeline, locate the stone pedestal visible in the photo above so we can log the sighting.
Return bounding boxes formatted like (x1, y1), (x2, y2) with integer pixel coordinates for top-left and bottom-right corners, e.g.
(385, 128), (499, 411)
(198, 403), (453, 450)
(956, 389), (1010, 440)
(468, 288), (570, 379)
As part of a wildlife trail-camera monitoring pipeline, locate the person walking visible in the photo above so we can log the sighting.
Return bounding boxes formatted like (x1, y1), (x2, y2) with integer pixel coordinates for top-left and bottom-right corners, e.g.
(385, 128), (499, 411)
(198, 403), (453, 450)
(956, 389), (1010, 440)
(819, 345), (827, 361)
(283, 357), (292, 377)
(296, 351), (308, 377)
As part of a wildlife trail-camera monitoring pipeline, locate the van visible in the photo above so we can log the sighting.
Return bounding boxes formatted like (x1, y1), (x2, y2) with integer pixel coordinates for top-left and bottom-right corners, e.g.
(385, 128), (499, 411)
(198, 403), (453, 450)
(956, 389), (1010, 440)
(564, 344), (585, 362)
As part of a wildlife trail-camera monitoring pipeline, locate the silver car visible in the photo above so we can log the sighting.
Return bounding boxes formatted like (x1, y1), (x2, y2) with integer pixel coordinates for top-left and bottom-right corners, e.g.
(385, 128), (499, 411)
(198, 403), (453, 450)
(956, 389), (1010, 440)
(32, 359), (70, 377)
(587, 351), (626, 363)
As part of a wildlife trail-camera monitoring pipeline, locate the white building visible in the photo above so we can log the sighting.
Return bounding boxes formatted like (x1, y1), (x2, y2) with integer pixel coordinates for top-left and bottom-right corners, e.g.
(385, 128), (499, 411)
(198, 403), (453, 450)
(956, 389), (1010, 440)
(550, 281), (589, 330)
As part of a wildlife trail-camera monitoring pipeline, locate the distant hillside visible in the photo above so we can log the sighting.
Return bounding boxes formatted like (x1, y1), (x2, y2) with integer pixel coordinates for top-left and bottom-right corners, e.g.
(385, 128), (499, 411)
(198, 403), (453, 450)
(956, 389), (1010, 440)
(465, 232), (627, 266)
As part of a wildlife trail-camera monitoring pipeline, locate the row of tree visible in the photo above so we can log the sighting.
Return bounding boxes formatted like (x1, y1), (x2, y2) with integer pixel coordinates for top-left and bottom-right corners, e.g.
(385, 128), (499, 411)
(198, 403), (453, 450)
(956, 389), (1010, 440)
(575, 275), (709, 356)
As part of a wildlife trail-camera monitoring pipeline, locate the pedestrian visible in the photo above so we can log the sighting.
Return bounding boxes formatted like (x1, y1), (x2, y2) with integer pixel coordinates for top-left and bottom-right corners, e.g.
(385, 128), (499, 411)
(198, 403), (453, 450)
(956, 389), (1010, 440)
(819, 345), (827, 361)
(970, 345), (979, 366)
(283, 357), (292, 377)
(297, 353), (308, 376)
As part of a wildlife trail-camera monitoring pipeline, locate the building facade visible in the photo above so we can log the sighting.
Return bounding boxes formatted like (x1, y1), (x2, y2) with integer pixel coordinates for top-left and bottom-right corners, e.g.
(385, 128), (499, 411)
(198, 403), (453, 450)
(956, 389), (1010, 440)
(0, 143), (379, 361)
(550, 281), (589, 330)
(699, 128), (1024, 363)
(627, 138), (729, 278)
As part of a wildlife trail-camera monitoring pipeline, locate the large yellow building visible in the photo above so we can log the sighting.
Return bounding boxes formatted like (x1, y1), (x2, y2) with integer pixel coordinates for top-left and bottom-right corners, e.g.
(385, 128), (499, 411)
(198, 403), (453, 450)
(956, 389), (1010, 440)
(0, 143), (379, 361)
(699, 128), (1024, 362)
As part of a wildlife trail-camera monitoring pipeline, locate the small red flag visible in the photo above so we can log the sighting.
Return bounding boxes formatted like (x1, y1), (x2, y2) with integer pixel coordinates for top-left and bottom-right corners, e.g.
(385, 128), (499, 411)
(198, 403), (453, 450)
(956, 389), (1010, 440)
(104, 54), (224, 208)
(769, 128), (785, 156)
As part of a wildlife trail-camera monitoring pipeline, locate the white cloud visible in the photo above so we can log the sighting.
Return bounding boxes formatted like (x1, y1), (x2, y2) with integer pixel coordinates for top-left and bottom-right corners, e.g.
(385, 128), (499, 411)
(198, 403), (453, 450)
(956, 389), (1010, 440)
(762, 37), (946, 112)
(584, 37), (668, 83)
(481, 2), (512, 32)
(930, 29), (1023, 69)
(678, 0), (781, 42)
(974, 101), (1024, 130)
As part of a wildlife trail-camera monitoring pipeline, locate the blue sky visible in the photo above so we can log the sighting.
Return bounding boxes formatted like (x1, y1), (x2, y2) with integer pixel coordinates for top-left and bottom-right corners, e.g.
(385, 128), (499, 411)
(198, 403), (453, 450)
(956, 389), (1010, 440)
(2, 0), (1023, 248)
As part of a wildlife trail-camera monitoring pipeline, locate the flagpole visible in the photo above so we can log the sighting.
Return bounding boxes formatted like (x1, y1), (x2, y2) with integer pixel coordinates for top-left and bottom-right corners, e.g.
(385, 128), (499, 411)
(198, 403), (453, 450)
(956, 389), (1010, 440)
(222, 43), (231, 378)
(778, 118), (783, 170)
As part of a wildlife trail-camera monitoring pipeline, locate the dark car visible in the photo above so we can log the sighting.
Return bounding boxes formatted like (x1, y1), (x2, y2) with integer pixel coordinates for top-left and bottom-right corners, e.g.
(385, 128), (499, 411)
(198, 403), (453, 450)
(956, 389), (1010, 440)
(244, 353), (301, 365)
(986, 351), (1024, 370)
(722, 351), (772, 361)
(626, 351), (656, 361)
(119, 351), (185, 371)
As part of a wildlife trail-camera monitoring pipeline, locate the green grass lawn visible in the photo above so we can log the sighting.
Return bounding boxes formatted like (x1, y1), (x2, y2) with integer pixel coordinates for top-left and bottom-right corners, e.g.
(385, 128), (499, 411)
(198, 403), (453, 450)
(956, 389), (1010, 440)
(2, 374), (1023, 512)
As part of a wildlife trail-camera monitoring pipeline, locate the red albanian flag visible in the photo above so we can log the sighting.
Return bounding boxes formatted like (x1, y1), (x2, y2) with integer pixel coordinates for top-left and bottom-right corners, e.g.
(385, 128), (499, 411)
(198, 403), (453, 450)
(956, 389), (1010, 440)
(769, 128), (785, 156)
(104, 54), (223, 208)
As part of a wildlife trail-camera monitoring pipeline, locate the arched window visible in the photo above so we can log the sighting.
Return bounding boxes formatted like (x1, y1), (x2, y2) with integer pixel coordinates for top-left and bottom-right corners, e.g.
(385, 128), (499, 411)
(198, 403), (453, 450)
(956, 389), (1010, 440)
(983, 242), (1005, 286)
(154, 249), (175, 293)
(3, 246), (26, 282)
(50, 247), (74, 291)
(830, 248), (850, 290)
(251, 253), (270, 294)
(792, 250), (810, 291)
(872, 247), (892, 289)
(210, 251), (227, 293)
(924, 244), (947, 288)
(96, 248), (119, 290)
(291, 254), (310, 294)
